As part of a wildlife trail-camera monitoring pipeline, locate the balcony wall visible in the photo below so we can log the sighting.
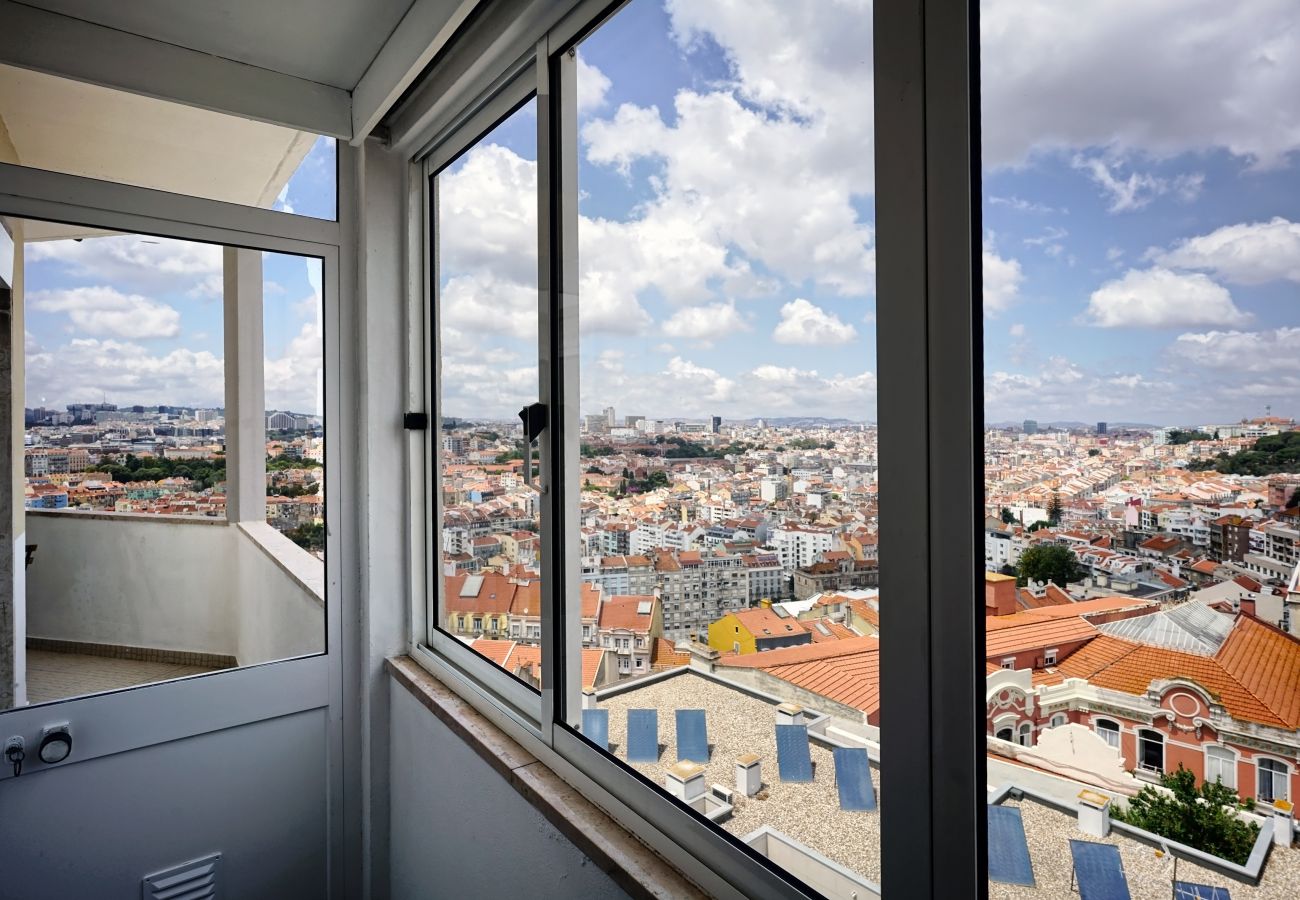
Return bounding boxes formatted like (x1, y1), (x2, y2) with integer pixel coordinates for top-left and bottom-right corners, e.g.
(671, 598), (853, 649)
(25, 510), (323, 666)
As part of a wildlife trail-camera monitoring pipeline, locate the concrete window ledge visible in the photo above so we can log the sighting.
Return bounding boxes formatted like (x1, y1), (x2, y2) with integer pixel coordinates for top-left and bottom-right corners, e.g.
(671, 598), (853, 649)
(387, 656), (706, 900)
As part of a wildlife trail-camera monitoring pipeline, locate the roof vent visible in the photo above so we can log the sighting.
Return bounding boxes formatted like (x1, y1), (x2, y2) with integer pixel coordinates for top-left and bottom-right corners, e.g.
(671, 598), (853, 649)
(143, 853), (221, 900)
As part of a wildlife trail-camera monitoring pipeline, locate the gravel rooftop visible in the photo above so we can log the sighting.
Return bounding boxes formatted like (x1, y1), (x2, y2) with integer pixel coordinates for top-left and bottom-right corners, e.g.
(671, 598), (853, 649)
(990, 798), (1300, 900)
(596, 671), (883, 885)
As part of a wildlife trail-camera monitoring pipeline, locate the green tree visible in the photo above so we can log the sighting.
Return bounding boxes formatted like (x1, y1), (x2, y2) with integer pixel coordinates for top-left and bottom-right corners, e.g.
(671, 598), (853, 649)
(1016, 544), (1084, 587)
(1288, 487), (1300, 509)
(1087, 448), (1101, 457)
(1112, 765), (1259, 865)
(1000, 507), (1016, 525)
(284, 522), (325, 552)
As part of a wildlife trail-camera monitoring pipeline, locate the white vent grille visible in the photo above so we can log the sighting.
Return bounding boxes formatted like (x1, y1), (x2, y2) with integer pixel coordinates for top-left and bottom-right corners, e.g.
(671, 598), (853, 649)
(143, 853), (221, 900)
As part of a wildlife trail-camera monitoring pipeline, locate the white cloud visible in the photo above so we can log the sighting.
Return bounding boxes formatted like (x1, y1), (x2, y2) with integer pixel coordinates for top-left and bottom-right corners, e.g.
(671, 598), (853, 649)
(1153, 217), (1300, 284)
(1084, 268), (1249, 328)
(576, 55), (612, 112)
(662, 301), (749, 342)
(440, 273), (538, 341)
(1172, 328), (1300, 373)
(1009, 323), (1026, 337)
(989, 196), (1060, 214)
(985, 356), (1178, 421)
(1071, 155), (1203, 212)
(27, 235), (222, 293)
(26, 338), (224, 409)
(982, 0), (1300, 169)
(983, 249), (1024, 315)
(772, 298), (857, 346)
(29, 286), (181, 339)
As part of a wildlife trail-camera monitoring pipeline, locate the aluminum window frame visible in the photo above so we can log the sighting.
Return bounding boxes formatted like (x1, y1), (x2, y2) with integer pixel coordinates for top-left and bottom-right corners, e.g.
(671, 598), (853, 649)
(407, 0), (984, 897)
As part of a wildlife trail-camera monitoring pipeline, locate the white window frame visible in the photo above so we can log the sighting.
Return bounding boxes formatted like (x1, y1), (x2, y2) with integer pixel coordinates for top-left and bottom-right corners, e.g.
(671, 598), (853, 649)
(1044, 648), (1058, 666)
(1001, 657), (1016, 670)
(1258, 757), (1289, 804)
(1205, 745), (1237, 790)
(1095, 718), (1121, 749)
(403, 0), (984, 895)
(1018, 722), (1034, 747)
(1049, 714), (1067, 728)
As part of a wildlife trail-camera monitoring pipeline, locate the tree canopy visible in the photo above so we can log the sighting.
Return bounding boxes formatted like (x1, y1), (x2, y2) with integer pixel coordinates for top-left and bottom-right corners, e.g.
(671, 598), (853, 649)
(1016, 544), (1084, 587)
(1187, 431), (1300, 476)
(1112, 765), (1259, 865)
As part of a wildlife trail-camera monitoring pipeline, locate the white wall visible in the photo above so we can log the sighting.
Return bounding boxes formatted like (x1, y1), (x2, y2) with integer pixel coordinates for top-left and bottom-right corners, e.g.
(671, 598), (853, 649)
(26, 512), (324, 665)
(388, 680), (630, 900)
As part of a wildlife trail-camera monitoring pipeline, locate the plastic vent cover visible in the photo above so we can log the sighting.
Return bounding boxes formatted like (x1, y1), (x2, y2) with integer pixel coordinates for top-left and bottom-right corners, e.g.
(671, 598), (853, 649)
(143, 852), (221, 900)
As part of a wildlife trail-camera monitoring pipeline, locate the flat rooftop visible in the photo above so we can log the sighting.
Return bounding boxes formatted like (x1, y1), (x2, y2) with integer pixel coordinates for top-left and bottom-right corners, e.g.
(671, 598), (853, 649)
(595, 670), (882, 885)
(26, 648), (225, 704)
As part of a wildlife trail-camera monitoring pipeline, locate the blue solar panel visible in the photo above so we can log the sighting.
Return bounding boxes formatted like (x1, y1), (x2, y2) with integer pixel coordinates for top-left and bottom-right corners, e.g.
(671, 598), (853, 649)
(1174, 883), (1231, 900)
(1070, 839), (1131, 900)
(626, 709), (659, 762)
(675, 709), (709, 763)
(987, 805), (1035, 886)
(775, 724), (813, 782)
(832, 747), (876, 811)
(581, 708), (608, 751)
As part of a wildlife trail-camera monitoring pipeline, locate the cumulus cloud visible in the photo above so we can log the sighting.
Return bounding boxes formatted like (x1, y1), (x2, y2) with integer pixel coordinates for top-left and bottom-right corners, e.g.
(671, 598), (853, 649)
(982, 0), (1300, 169)
(1172, 328), (1300, 373)
(772, 298), (857, 346)
(26, 235), (222, 293)
(662, 301), (749, 342)
(1084, 268), (1249, 328)
(983, 249), (1024, 315)
(576, 55), (611, 112)
(29, 286), (181, 339)
(1153, 217), (1300, 284)
(26, 338), (224, 409)
(985, 356), (1178, 421)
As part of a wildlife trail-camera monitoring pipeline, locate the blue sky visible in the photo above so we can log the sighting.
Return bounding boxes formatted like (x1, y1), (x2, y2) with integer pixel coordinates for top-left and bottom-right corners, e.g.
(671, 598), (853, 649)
(22, 138), (331, 414)
(435, 0), (1300, 426)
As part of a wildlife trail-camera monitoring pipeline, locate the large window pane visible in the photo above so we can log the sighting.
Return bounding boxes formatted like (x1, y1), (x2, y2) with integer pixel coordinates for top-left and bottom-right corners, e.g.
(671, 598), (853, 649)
(3, 214), (326, 710)
(982, 3), (1300, 894)
(432, 99), (544, 689)
(575, 3), (880, 895)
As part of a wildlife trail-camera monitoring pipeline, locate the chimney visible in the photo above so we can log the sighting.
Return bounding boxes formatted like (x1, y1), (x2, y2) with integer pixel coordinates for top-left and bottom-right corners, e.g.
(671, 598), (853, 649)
(776, 703), (804, 726)
(736, 754), (762, 797)
(986, 572), (1018, 617)
(665, 760), (707, 803)
(1076, 789), (1112, 838)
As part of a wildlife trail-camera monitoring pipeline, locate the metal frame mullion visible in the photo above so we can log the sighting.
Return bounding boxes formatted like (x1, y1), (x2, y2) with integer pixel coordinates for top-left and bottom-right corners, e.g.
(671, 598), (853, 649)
(876, 0), (985, 898)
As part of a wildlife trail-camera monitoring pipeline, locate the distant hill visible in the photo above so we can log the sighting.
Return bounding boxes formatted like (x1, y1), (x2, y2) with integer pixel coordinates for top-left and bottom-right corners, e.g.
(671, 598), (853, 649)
(1188, 431), (1300, 476)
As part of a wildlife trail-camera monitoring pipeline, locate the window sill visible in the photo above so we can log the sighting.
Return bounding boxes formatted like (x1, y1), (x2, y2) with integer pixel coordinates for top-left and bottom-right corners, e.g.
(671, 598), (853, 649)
(386, 656), (706, 900)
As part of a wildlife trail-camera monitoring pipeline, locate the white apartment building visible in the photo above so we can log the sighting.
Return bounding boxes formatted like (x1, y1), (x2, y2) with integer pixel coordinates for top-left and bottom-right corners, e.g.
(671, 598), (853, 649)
(768, 524), (836, 573)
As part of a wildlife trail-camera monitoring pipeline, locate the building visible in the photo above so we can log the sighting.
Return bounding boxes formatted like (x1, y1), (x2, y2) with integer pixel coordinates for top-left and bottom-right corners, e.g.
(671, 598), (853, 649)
(1097, 422), (1107, 435)
(1023, 419), (1038, 435)
(708, 606), (811, 655)
(1211, 514), (1254, 563)
(711, 415), (721, 434)
(792, 556), (880, 600)
(603, 405), (616, 428)
(596, 594), (662, 679)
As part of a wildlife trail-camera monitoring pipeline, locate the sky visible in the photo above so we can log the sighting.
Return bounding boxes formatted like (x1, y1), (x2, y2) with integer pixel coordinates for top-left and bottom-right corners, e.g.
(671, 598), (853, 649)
(438, 0), (1300, 427)
(22, 136), (333, 414)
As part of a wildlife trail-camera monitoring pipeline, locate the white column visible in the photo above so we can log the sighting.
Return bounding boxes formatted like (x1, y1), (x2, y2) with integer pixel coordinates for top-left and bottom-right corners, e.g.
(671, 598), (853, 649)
(222, 247), (265, 524)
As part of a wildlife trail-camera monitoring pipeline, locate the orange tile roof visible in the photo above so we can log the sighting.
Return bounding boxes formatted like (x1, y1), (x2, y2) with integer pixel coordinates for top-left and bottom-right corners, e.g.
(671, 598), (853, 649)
(651, 637), (690, 670)
(985, 615), (1098, 658)
(581, 583), (603, 620)
(469, 640), (606, 690)
(1054, 615), (1300, 730)
(848, 599), (879, 631)
(732, 607), (806, 639)
(509, 581), (541, 617)
(598, 595), (656, 632)
(444, 573), (521, 615)
(719, 637), (880, 715)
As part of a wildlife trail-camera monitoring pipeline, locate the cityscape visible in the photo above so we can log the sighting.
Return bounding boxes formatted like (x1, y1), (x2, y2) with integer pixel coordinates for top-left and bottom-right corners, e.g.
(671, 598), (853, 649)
(23, 401), (325, 553)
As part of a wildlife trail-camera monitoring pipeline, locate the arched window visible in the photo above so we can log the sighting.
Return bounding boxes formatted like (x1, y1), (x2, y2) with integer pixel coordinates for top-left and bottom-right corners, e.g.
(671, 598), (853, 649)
(1259, 758), (1289, 804)
(1206, 746), (1236, 790)
(1018, 722), (1034, 747)
(996, 727), (1013, 742)
(1138, 729), (1164, 773)
(1095, 718), (1120, 749)
(1049, 714), (1067, 728)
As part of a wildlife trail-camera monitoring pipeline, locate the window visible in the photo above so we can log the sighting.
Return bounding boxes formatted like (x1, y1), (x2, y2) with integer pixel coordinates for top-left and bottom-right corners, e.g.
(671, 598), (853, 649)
(1049, 714), (1067, 728)
(997, 727), (1014, 742)
(1206, 746), (1236, 790)
(11, 216), (327, 707)
(1095, 719), (1120, 749)
(1001, 657), (1016, 670)
(1259, 758), (1289, 805)
(1138, 729), (1164, 773)
(1018, 722), (1034, 747)
(1044, 648), (1058, 666)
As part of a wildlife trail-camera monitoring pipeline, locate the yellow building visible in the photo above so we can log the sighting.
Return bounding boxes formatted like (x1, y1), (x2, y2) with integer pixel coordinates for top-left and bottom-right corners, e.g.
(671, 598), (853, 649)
(708, 607), (811, 655)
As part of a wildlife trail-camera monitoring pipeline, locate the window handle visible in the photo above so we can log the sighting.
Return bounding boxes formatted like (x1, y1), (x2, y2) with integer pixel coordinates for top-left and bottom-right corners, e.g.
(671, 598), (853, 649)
(517, 402), (548, 492)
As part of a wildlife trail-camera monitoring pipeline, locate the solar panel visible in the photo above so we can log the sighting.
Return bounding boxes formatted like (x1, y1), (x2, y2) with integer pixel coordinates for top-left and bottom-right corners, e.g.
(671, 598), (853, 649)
(581, 708), (609, 751)
(832, 747), (876, 811)
(1174, 883), (1231, 900)
(775, 724), (813, 782)
(626, 709), (659, 762)
(987, 805), (1035, 886)
(675, 709), (709, 763)
(1069, 839), (1131, 900)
